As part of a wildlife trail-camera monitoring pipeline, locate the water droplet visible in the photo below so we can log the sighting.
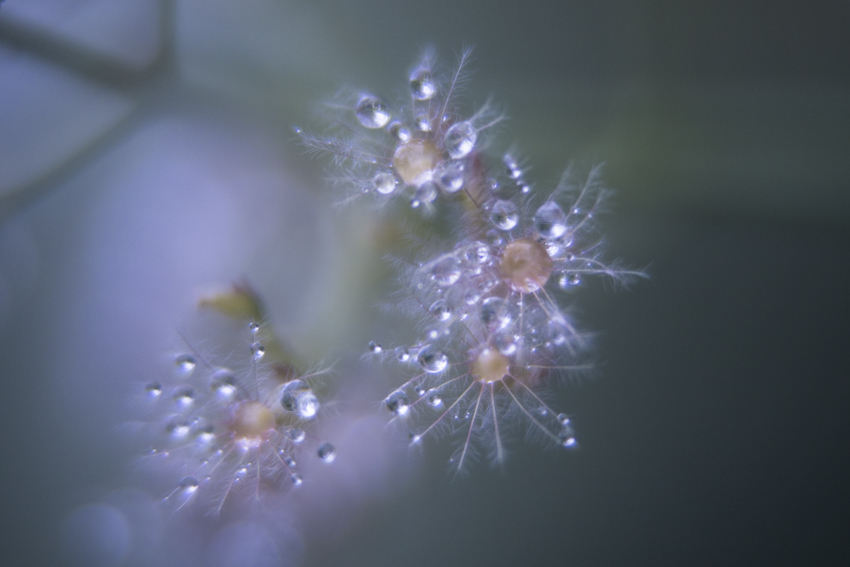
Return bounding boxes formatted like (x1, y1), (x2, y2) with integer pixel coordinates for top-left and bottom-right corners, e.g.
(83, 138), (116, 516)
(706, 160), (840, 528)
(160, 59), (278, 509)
(289, 427), (306, 443)
(493, 328), (518, 356)
(427, 391), (443, 407)
(490, 200), (518, 231)
(557, 413), (570, 425)
(210, 369), (237, 399)
(284, 456), (296, 468)
(249, 341), (265, 360)
(413, 385), (425, 397)
(355, 95), (390, 128)
(173, 388), (195, 407)
(486, 229), (504, 247)
(145, 382), (162, 397)
(558, 272), (581, 288)
(429, 255), (462, 287)
(388, 121), (411, 142)
(464, 290), (481, 305)
(480, 297), (511, 331)
(385, 390), (410, 415)
(504, 153), (522, 179)
(410, 433), (422, 444)
(248, 321), (260, 335)
(317, 442), (336, 463)
(290, 473), (303, 486)
(411, 181), (438, 208)
(558, 423), (576, 447)
(395, 347), (410, 362)
(368, 340), (383, 354)
(469, 242), (491, 264)
(281, 380), (320, 418)
(414, 113), (431, 132)
(410, 67), (436, 100)
(429, 299), (452, 321)
(166, 416), (192, 439)
(372, 172), (397, 195)
(175, 354), (196, 376)
(444, 121), (477, 159)
(437, 161), (465, 193)
(196, 424), (216, 444)
(179, 476), (199, 495)
(534, 201), (568, 239)
(418, 345), (448, 373)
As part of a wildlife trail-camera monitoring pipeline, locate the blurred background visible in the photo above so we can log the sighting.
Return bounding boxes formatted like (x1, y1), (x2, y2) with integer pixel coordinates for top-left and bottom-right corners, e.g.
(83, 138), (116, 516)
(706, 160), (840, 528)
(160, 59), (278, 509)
(1, 0), (848, 565)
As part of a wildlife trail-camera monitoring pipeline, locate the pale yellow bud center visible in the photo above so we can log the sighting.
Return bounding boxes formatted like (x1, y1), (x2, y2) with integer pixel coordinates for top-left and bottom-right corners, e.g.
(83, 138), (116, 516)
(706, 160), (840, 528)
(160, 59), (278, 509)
(393, 139), (440, 186)
(472, 348), (510, 383)
(499, 238), (553, 293)
(231, 401), (274, 439)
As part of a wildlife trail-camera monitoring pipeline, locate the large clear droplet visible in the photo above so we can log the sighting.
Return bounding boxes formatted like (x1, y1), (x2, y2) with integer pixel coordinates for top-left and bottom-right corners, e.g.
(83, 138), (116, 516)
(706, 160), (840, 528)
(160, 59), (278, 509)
(355, 95), (391, 129)
(480, 297), (511, 331)
(385, 390), (410, 415)
(437, 161), (465, 193)
(490, 200), (518, 231)
(317, 442), (336, 463)
(411, 181), (438, 208)
(429, 299), (452, 321)
(418, 345), (448, 373)
(410, 67), (436, 100)
(430, 255), (462, 287)
(372, 172), (397, 195)
(534, 201), (568, 239)
(175, 354), (196, 376)
(444, 121), (477, 159)
(281, 380), (319, 418)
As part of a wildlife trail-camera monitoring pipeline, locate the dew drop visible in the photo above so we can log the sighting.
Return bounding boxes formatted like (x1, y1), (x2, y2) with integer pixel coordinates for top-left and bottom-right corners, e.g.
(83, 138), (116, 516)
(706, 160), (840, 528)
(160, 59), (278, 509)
(290, 473), (303, 486)
(418, 345), (448, 373)
(429, 299), (452, 321)
(444, 121), (477, 159)
(490, 199), (518, 231)
(388, 121), (411, 142)
(281, 380), (320, 418)
(317, 442), (336, 463)
(166, 416), (192, 439)
(557, 413), (570, 425)
(480, 297), (511, 332)
(248, 321), (260, 335)
(493, 328), (518, 356)
(559, 423), (576, 447)
(534, 201), (568, 239)
(145, 382), (162, 398)
(504, 153), (522, 179)
(368, 340), (383, 354)
(175, 354), (196, 376)
(486, 229), (504, 246)
(250, 341), (265, 361)
(427, 391), (443, 407)
(464, 290), (481, 305)
(372, 172), (397, 195)
(289, 427), (306, 443)
(414, 113), (432, 132)
(410, 67), (436, 100)
(395, 347), (410, 362)
(210, 369), (237, 400)
(173, 388), (194, 407)
(437, 161), (465, 193)
(284, 456), (296, 468)
(179, 476), (199, 495)
(558, 272), (581, 288)
(385, 390), (410, 415)
(411, 181), (438, 208)
(429, 255), (462, 287)
(355, 95), (390, 128)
